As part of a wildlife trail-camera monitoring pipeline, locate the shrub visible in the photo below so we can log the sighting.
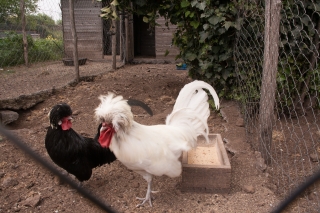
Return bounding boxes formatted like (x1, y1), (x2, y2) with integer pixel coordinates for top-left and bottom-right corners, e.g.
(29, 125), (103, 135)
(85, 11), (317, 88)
(0, 32), (63, 67)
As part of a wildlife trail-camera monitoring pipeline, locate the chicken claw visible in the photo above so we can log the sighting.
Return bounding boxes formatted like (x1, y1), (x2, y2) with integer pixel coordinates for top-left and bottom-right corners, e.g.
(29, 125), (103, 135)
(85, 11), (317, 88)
(136, 190), (159, 207)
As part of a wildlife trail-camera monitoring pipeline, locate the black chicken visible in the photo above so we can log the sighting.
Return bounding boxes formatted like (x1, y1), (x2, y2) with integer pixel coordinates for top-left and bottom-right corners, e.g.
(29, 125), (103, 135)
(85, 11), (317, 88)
(45, 101), (152, 183)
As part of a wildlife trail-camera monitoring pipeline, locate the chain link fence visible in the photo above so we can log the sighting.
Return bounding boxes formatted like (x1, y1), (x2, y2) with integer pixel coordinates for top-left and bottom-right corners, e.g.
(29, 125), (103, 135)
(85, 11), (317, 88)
(235, 0), (320, 211)
(0, 0), (120, 72)
(2, 0), (320, 211)
(0, 0), (64, 68)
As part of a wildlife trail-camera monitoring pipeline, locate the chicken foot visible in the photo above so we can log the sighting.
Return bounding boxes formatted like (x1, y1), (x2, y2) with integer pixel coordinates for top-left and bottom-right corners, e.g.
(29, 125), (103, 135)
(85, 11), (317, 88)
(136, 173), (158, 207)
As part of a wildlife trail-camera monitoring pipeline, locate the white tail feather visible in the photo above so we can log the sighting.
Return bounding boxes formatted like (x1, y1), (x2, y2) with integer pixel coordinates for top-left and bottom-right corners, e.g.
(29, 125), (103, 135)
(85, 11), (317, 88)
(166, 80), (219, 143)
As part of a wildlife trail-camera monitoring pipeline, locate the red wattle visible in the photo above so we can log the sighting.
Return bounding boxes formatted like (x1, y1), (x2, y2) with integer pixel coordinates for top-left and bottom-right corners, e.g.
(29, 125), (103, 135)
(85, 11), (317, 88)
(98, 126), (115, 148)
(61, 118), (72, 130)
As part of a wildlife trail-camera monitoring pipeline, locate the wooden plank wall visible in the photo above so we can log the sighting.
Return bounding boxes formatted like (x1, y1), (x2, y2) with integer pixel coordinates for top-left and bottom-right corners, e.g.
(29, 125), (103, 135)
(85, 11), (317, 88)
(61, 0), (103, 59)
(155, 17), (180, 60)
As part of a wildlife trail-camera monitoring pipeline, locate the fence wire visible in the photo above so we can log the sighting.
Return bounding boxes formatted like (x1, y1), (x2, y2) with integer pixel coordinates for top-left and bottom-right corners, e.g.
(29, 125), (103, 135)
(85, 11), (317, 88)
(0, 0), (121, 70)
(0, 0), (64, 67)
(2, 0), (320, 212)
(235, 0), (320, 212)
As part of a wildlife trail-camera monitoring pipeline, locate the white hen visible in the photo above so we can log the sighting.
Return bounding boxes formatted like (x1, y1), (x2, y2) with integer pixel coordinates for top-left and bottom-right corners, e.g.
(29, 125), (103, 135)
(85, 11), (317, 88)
(94, 80), (220, 207)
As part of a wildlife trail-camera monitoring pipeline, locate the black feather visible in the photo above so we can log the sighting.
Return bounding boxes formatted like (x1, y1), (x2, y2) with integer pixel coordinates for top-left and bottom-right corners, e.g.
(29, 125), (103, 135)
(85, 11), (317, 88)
(45, 103), (116, 182)
(127, 99), (153, 116)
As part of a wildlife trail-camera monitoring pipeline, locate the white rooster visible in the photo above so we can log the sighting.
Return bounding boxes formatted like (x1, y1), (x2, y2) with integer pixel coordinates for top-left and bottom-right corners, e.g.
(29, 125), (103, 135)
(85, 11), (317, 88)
(94, 80), (220, 207)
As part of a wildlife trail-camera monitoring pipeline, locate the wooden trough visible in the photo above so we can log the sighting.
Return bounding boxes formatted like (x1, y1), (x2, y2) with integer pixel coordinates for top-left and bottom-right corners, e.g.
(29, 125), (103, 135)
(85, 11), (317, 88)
(180, 134), (231, 193)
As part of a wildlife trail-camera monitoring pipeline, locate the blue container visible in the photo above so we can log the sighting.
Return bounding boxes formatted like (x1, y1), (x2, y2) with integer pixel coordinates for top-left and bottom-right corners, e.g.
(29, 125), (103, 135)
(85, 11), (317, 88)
(176, 63), (187, 70)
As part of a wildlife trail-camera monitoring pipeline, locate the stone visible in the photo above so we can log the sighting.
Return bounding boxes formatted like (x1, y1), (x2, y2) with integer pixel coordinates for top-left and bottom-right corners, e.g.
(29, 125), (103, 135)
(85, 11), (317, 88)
(20, 194), (41, 207)
(310, 154), (319, 162)
(0, 172), (5, 178)
(2, 176), (19, 188)
(54, 175), (65, 185)
(132, 181), (140, 188)
(0, 110), (19, 125)
(243, 185), (255, 194)
(235, 118), (245, 127)
(128, 174), (135, 180)
(255, 157), (267, 172)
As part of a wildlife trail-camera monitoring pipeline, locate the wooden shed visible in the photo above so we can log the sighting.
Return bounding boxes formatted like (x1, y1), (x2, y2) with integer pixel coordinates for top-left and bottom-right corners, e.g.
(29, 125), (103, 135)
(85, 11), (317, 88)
(61, 0), (179, 61)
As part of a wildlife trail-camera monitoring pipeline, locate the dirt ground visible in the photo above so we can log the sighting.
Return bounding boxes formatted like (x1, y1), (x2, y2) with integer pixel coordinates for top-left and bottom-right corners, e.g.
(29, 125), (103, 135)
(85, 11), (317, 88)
(0, 61), (285, 213)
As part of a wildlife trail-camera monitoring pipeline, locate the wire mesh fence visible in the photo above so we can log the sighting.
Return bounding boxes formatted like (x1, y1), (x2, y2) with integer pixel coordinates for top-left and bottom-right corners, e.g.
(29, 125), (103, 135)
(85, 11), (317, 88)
(235, 0), (320, 211)
(0, 0), (64, 68)
(2, 0), (320, 211)
(0, 0), (122, 72)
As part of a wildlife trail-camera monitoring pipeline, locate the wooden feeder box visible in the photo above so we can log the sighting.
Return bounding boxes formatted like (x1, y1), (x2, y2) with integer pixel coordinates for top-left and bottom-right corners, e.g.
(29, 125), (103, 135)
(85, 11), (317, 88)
(62, 58), (87, 66)
(180, 134), (231, 193)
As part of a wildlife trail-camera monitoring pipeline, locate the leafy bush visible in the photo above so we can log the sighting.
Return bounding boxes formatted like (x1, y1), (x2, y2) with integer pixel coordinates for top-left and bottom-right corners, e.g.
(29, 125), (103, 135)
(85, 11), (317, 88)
(0, 32), (63, 67)
(0, 32), (34, 67)
(277, 0), (320, 110)
(101, 0), (320, 110)
(29, 35), (63, 63)
(171, 0), (239, 98)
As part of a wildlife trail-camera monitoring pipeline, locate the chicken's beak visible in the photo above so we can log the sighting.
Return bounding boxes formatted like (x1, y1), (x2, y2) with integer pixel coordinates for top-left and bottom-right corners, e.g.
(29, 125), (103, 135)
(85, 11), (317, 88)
(100, 122), (107, 132)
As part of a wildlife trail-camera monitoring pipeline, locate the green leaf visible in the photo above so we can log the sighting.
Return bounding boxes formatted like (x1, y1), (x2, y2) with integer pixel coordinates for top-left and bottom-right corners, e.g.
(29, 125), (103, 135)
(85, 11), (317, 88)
(301, 16), (310, 26)
(135, 0), (147, 6)
(164, 49), (170, 56)
(110, 0), (119, 6)
(199, 31), (208, 42)
(191, 0), (198, 7)
(224, 21), (233, 30)
(196, 2), (206, 10)
(143, 16), (149, 23)
(208, 16), (223, 25)
(190, 21), (199, 29)
(185, 11), (191, 17)
(206, 72), (213, 78)
(185, 52), (197, 61)
(181, 0), (190, 8)
(101, 7), (111, 13)
(222, 70), (230, 80)
(219, 53), (229, 61)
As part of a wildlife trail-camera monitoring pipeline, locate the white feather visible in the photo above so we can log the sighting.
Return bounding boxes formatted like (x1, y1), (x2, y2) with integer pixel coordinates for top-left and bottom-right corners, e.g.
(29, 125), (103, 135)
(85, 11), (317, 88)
(94, 80), (220, 206)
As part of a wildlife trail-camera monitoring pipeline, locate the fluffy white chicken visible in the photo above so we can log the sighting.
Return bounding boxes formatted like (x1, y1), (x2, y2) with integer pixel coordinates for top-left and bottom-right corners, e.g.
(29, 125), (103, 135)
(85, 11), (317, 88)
(94, 80), (220, 207)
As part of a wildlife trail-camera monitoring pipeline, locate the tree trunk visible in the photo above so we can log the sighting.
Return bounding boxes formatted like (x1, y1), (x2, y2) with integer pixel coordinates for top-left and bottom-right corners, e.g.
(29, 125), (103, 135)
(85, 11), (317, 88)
(69, 0), (79, 82)
(20, 0), (28, 67)
(258, 0), (282, 164)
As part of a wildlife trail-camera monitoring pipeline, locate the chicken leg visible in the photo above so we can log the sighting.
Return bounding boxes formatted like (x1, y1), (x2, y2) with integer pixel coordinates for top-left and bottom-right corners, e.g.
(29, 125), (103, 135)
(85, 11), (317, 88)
(136, 172), (158, 207)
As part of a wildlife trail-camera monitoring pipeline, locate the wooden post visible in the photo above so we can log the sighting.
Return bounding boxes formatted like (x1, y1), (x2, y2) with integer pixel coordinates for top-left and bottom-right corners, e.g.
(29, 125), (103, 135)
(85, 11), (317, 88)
(111, 6), (117, 70)
(119, 14), (124, 60)
(125, 3), (134, 62)
(69, 0), (79, 82)
(125, 12), (130, 63)
(258, 0), (282, 164)
(20, 0), (28, 67)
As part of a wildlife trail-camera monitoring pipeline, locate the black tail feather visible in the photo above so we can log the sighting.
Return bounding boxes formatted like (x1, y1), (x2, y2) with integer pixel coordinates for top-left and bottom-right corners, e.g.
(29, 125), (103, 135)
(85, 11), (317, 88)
(127, 99), (153, 116)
